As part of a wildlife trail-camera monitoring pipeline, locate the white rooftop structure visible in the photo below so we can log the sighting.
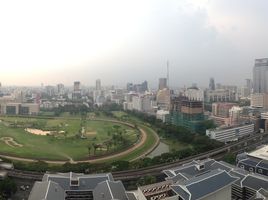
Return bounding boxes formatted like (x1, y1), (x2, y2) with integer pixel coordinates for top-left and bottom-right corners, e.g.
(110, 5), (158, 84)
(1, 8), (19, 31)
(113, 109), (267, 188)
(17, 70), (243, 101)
(249, 145), (268, 160)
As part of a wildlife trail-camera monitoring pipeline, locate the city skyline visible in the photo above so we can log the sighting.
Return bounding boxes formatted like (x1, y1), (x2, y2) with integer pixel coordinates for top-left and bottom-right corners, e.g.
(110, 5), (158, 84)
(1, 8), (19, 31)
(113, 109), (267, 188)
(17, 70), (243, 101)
(1, 0), (268, 87)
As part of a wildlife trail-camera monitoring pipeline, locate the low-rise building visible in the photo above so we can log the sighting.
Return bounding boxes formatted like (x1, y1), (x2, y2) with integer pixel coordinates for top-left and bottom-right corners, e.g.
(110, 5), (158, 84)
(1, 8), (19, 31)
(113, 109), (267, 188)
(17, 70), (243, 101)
(251, 93), (268, 109)
(0, 102), (39, 115)
(236, 145), (268, 177)
(171, 169), (237, 200)
(156, 110), (170, 123)
(164, 158), (268, 200)
(137, 180), (174, 200)
(206, 123), (254, 142)
(29, 172), (131, 200)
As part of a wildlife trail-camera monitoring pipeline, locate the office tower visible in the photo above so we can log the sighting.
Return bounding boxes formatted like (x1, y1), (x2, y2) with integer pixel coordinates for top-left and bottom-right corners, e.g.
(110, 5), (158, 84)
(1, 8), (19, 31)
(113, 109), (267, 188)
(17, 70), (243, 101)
(57, 83), (65, 95)
(126, 83), (134, 92)
(209, 78), (215, 90)
(245, 79), (252, 90)
(141, 81), (148, 92)
(73, 81), (81, 100)
(253, 58), (268, 93)
(159, 78), (167, 90)
(96, 79), (101, 91)
(74, 81), (80, 91)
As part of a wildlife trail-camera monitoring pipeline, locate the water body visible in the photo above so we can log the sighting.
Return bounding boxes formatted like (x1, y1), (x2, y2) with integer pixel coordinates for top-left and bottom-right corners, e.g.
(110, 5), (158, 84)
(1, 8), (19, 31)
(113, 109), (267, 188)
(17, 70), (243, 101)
(147, 142), (170, 158)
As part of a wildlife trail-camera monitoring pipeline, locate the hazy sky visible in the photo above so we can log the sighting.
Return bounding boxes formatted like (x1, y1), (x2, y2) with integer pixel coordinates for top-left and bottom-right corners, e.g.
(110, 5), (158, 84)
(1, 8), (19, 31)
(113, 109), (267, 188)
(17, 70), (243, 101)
(0, 0), (268, 87)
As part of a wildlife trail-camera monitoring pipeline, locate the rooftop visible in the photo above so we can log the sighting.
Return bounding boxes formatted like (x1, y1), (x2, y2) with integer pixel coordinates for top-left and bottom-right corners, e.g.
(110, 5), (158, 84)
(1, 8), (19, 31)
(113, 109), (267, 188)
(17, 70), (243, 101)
(249, 145), (268, 160)
(171, 169), (238, 200)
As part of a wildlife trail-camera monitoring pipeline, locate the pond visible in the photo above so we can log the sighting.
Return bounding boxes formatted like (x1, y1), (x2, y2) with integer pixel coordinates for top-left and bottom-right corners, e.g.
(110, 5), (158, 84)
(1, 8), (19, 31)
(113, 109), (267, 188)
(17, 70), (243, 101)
(147, 142), (170, 158)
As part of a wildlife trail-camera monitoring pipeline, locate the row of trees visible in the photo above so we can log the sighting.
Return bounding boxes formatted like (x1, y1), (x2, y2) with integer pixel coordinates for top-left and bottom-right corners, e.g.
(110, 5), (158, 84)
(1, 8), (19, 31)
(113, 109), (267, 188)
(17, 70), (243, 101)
(0, 178), (17, 199)
(52, 103), (123, 117)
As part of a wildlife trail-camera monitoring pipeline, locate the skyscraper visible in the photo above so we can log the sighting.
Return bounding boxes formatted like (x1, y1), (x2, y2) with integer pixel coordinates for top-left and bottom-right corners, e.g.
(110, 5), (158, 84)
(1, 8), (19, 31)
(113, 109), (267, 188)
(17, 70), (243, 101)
(73, 81), (81, 100)
(209, 78), (215, 90)
(253, 58), (268, 93)
(74, 81), (81, 91)
(159, 78), (167, 90)
(96, 79), (101, 90)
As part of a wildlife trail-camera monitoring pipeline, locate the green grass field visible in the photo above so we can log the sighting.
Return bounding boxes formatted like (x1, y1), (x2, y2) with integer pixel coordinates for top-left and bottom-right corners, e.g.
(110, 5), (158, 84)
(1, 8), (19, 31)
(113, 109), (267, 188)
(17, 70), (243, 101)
(0, 116), (140, 161)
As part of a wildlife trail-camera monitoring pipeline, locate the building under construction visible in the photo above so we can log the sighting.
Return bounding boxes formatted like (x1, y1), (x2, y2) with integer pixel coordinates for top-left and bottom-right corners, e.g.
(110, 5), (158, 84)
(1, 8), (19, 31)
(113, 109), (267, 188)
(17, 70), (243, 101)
(169, 96), (205, 132)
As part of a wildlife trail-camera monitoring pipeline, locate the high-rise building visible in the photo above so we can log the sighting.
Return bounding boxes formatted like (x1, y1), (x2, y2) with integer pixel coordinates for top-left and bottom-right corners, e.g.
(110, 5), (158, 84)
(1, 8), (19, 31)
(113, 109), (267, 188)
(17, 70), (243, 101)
(169, 96), (205, 132)
(141, 81), (148, 92)
(57, 83), (64, 96)
(96, 79), (101, 90)
(126, 81), (148, 93)
(245, 79), (252, 91)
(253, 58), (268, 93)
(126, 83), (134, 92)
(159, 78), (167, 90)
(209, 78), (215, 90)
(73, 81), (80, 91)
(73, 81), (81, 100)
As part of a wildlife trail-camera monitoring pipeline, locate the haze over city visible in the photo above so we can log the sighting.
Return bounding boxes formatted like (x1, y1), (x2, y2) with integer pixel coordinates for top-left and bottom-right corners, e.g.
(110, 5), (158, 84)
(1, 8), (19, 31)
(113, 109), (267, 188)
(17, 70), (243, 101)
(1, 0), (268, 87)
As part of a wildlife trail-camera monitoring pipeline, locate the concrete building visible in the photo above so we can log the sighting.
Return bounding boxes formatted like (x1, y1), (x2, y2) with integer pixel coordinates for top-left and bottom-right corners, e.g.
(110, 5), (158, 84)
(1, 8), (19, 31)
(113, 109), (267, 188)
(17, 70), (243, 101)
(72, 81), (82, 100)
(29, 172), (130, 200)
(156, 110), (170, 123)
(211, 103), (240, 126)
(137, 180), (173, 200)
(159, 78), (167, 90)
(251, 93), (268, 109)
(126, 81), (148, 93)
(110, 89), (125, 104)
(171, 169), (237, 200)
(184, 86), (204, 101)
(229, 106), (243, 126)
(206, 123), (254, 142)
(132, 95), (152, 112)
(170, 96), (205, 132)
(248, 145), (268, 161)
(209, 77), (215, 90)
(205, 89), (236, 103)
(96, 79), (101, 91)
(237, 146), (268, 177)
(212, 102), (237, 118)
(157, 88), (171, 110)
(57, 84), (65, 96)
(164, 158), (268, 200)
(253, 58), (268, 94)
(0, 102), (39, 115)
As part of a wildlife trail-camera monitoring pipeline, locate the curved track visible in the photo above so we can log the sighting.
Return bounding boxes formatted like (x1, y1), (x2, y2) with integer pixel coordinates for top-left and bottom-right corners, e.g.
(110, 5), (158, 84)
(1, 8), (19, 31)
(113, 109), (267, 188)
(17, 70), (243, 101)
(0, 118), (159, 164)
(6, 133), (268, 181)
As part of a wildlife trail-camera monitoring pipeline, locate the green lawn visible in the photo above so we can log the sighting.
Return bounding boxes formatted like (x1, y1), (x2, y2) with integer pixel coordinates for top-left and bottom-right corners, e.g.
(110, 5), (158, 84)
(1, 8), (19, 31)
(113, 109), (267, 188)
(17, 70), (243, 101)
(0, 117), (139, 161)
(161, 139), (191, 152)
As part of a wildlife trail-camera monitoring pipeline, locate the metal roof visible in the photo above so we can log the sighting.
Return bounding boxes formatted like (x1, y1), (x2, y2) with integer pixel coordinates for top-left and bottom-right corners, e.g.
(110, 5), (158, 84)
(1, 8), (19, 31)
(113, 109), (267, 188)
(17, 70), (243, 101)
(171, 169), (238, 200)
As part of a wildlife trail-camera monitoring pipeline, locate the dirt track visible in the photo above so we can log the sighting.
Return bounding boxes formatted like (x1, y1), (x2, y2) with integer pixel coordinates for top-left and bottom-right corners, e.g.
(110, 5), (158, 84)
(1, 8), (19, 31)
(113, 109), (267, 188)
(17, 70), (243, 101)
(0, 119), (159, 164)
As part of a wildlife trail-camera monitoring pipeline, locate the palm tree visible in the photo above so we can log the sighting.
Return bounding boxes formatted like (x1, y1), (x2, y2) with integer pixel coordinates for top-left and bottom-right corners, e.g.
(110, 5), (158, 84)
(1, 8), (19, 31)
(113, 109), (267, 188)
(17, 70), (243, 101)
(88, 145), (91, 156)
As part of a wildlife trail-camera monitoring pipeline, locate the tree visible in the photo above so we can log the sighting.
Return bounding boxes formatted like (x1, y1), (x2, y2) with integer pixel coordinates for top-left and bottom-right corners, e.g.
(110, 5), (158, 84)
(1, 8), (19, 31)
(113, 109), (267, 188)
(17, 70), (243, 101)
(223, 153), (236, 164)
(92, 143), (97, 155)
(0, 177), (17, 197)
(111, 160), (130, 171)
(88, 145), (91, 156)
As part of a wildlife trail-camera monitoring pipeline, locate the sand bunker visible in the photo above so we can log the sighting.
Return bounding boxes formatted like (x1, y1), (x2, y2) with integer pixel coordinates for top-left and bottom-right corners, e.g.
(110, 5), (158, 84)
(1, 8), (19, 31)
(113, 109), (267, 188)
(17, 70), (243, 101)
(0, 137), (23, 147)
(25, 128), (51, 135)
(86, 131), (97, 136)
